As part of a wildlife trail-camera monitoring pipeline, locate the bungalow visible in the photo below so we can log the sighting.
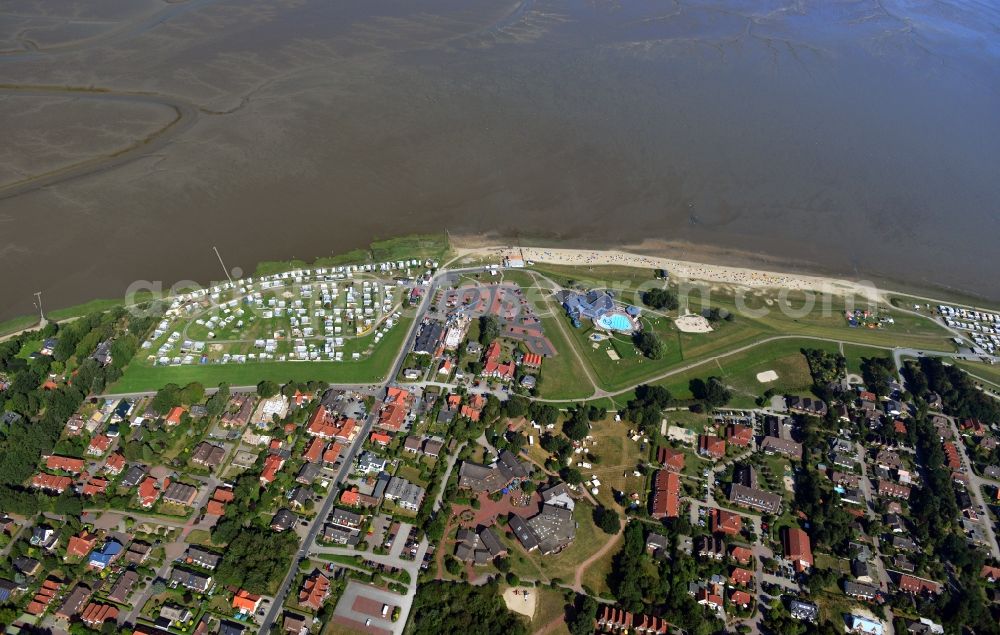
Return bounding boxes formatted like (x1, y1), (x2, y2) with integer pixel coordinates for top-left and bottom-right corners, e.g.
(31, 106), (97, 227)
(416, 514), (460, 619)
(164, 406), (185, 426)
(162, 481), (199, 506)
(232, 589), (262, 614)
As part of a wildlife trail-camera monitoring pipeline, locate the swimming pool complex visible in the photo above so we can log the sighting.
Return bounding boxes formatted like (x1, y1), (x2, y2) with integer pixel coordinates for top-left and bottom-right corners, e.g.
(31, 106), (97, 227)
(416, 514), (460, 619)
(595, 312), (635, 333)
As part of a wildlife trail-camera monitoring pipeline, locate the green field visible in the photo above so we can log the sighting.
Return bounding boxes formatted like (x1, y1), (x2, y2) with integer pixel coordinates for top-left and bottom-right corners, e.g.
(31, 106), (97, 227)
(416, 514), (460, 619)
(111, 316), (412, 392)
(526, 264), (954, 400)
(954, 359), (1000, 389)
(652, 339), (835, 405)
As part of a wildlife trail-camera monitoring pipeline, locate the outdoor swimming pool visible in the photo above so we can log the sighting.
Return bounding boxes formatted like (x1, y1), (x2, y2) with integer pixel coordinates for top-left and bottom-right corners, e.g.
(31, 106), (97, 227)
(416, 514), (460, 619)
(595, 312), (634, 333)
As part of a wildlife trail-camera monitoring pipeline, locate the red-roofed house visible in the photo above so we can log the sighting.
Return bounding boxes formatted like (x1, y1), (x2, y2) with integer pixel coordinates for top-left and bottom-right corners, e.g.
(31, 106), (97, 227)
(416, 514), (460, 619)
(137, 477), (159, 508)
(522, 353), (543, 368)
(67, 531), (98, 559)
(698, 435), (726, 459)
(650, 470), (680, 519)
(898, 575), (940, 595)
(370, 432), (392, 447)
(303, 437), (325, 463)
(461, 394), (487, 422)
(783, 527), (813, 572)
(726, 424), (753, 447)
(730, 546), (753, 565)
(232, 589), (261, 614)
(710, 509), (742, 536)
(81, 478), (108, 497)
(696, 588), (722, 610)
(340, 489), (360, 506)
(482, 342), (515, 381)
(981, 565), (1000, 583)
(32, 473), (73, 493)
(46, 455), (85, 473)
(730, 567), (754, 587)
(657, 446), (685, 473)
(729, 589), (752, 609)
(103, 453), (126, 475)
(322, 442), (344, 467)
(81, 602), (118, 628)
(164, 407), (185, 426)
(87, 435), (112, 457)
(298, 571), (330, 610)
(377, 387), (411, 432)
(260, 454), (284, 486)
(306, 408), (358, 442)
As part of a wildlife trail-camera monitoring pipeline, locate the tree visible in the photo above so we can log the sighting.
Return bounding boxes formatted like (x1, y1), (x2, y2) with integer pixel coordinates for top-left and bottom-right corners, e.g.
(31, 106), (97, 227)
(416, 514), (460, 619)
(632, 331), (663, 360)
(642, 288), (679, 311)
(563, 408), (591, 441)
(593, 506), (620, 534)
(559, 467), (584, 485)
(690, 377), (731, 409)
(256, 380), (280, 398)
(479, 316), (501, 346)
(568, 595), (598, 635)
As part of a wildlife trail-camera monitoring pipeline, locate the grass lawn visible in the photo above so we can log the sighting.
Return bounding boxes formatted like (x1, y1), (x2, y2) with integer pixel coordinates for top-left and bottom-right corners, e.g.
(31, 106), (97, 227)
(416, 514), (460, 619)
(0, 293), (159, 337)
(649, 339), (839, 405)
(574, 418), (649, 510)
(578, 531), (620, 595)
(531, 585), (571, 631)
(15, 339), (41, 359)
(395, 464), (428, 488)
(954, 359), (1000, 389)
(842, 342), (894, 373)
(536, 315), (594, 400)
(111, 317), (412, 392)
(185, 529), (215, 546)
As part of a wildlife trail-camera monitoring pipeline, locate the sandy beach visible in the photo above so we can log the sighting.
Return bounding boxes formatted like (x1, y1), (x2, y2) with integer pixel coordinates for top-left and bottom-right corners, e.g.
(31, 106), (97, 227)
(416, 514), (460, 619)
(455, 245), (884, 302)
